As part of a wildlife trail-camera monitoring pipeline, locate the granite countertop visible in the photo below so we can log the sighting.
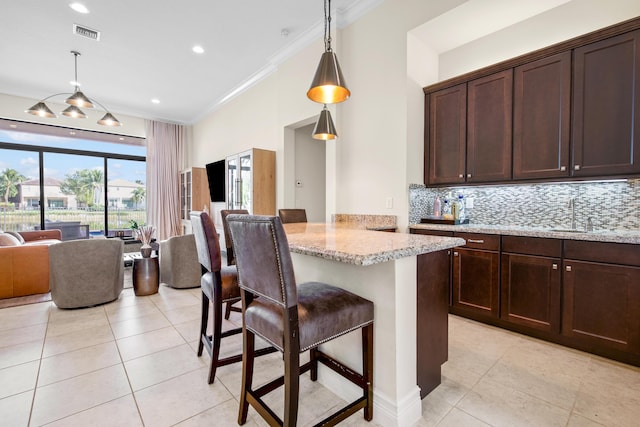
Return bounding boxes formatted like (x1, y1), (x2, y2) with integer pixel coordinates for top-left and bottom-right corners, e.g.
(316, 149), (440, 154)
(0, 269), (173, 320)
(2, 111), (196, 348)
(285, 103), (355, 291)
(409, 223), (640, 245)
(284, 223), (465, 266)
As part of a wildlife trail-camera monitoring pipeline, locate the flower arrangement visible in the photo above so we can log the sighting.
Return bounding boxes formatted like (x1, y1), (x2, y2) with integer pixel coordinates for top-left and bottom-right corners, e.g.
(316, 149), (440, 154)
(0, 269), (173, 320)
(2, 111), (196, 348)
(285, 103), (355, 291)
(136, 224), (155, 247)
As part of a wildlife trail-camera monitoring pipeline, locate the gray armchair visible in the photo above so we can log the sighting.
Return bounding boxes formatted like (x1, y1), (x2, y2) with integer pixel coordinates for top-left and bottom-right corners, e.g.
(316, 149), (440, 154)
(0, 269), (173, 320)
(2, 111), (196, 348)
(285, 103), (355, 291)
(49, 239), (124, 308)
(159, 234), (202, 289)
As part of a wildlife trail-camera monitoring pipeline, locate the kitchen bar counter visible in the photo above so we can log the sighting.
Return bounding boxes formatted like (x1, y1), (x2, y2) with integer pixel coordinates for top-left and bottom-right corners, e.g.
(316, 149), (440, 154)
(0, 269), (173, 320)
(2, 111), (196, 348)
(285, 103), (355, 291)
(282, 223), (464, 427)
(410, 223), (640, 244)
(284, 222), (465, 265)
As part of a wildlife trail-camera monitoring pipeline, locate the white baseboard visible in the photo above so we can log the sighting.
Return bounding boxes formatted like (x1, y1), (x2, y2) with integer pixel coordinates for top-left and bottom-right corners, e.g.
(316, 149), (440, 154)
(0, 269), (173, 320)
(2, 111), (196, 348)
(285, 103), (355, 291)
(318, 370), (422, 427)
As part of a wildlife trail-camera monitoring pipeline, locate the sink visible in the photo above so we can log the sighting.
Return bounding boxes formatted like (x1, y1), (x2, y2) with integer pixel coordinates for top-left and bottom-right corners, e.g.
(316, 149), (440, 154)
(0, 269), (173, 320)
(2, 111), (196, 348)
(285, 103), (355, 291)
(550, 228), (587, 233)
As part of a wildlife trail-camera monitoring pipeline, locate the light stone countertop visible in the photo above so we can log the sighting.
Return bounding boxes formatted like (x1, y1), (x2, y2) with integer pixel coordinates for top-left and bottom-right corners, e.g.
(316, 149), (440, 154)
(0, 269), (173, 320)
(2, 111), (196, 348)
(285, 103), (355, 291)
(409, 223), (640, 245)
(283, 223), (465, 266)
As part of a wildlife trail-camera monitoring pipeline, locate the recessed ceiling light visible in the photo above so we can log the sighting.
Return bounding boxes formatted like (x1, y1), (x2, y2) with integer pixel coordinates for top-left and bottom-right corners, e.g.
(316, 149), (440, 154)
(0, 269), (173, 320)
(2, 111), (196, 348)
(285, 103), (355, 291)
(9, 124), (17, 128)
(69, 3), (89, 14)
(69, 131), (76, 135)
(119, 137), (125, 141)
(151, 99), (160, 104)
(192, 45), (205, 54)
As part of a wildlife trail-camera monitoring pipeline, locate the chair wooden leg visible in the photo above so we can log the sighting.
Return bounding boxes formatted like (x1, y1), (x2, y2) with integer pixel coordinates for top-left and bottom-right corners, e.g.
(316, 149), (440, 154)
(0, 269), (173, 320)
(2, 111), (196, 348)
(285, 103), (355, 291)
(282, 348), (300, 427)
(197, 292), (209, 357)
(238, 329), (255, 425)
(224, 301), (232, 320)
(363, 323), (374, 421)
(208, 287), (224, 384)
(310, 347), (319, 381)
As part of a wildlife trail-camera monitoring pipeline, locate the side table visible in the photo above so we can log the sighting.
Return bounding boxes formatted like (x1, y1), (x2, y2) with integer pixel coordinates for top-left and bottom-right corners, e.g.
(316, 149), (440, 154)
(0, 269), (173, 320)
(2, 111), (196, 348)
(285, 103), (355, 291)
(133, 257), (159, 296)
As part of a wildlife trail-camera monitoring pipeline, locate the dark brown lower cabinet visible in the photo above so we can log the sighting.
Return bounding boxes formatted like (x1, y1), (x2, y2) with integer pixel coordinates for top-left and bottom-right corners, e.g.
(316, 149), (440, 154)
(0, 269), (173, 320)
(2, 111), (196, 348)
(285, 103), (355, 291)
(411, 228), (640, 367)
(416, 250), (451, 398)
(562, 259), (640, 356)
(500, 236), (562, 333)
(451, 233), (500, 320)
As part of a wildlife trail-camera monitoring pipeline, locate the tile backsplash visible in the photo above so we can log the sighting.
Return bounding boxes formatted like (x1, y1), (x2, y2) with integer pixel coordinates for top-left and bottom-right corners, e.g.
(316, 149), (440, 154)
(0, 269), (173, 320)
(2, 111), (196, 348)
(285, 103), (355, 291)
(409, 178), (640, 231)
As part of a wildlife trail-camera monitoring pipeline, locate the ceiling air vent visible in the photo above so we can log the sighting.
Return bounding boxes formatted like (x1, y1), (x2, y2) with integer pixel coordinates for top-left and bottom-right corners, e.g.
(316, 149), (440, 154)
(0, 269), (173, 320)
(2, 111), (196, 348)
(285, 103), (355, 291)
(73, 24), (100, 41)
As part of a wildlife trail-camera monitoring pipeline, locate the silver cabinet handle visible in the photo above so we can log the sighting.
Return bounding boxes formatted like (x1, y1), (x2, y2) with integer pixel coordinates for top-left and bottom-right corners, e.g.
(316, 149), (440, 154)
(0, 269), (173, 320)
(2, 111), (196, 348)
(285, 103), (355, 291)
(467, 173), (472, 178)
(453, 252), (459, 257)
(467, 239), (484, 244)
(458, 174), (464, 178)
(552, 264), (558, 270)
(560, 166), (566, 171)
(574, 165), (581, 171)
(566, 265), (572, 272)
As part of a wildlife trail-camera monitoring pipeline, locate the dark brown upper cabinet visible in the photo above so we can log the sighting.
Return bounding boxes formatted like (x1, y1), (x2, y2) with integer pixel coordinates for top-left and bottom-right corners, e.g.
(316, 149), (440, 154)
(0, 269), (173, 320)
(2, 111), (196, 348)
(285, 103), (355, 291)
(467, 69), (513, 183)
(572, 30), (640, 176)
(427, 83), (466, 185)
(513, 52), (571, 180)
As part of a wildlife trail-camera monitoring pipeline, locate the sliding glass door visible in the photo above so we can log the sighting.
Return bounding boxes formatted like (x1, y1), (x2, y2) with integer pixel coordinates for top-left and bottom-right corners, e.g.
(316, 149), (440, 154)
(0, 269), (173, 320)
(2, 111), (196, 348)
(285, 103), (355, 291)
(0, 147), (41, 232)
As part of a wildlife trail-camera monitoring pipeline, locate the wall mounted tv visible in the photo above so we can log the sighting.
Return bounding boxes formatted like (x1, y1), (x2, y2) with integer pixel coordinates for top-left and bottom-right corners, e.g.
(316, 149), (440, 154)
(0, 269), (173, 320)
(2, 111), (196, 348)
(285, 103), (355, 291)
(205, 160), (226, 202)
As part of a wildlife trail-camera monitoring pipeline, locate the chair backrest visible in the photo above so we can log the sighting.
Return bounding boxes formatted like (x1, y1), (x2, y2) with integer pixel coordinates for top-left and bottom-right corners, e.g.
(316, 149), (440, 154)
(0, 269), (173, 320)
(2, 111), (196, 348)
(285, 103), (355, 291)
(220, 209), (249, 266)
(190, 211), (222, 273)
(49, 238), (124, 308)
(227, 215), (298, 308)
(278, 209), (307, 224)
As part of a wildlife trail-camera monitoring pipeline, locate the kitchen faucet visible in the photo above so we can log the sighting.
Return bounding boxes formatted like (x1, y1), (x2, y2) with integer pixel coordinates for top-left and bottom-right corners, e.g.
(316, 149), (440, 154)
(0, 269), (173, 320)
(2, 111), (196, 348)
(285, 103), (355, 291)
(568, 197), (576, 230)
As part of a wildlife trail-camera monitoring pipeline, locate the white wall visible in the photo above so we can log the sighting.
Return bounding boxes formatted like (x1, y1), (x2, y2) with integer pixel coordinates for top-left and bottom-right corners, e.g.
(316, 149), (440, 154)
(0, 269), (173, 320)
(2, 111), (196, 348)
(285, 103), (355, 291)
(189, 0), (640, 231)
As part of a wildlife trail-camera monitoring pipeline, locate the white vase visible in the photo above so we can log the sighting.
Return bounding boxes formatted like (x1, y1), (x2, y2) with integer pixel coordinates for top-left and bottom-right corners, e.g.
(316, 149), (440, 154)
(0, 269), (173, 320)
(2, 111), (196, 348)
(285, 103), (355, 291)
(140, 244), (152, 258)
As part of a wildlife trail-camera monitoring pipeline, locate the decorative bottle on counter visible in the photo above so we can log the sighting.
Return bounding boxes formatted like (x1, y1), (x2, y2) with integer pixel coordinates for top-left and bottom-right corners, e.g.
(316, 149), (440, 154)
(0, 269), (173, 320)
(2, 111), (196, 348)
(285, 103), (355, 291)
(433, 196), (441, 216)
(456, 194), (466, 220)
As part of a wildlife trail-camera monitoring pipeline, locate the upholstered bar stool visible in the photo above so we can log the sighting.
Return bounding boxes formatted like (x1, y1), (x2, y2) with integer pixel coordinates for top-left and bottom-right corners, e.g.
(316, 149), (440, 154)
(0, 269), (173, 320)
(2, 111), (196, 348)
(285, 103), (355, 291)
(278, 208), (307, 224)
(190, 211), (275, 384)
(227, 214), (374, 426)
(220, 209), (248, 320)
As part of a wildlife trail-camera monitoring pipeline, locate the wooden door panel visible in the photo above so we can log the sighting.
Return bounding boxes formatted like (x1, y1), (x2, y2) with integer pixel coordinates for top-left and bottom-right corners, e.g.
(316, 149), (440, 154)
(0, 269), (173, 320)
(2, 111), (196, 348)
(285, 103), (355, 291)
(513, 52), (571, 179)
(467, 69), (513, 182)
(572, 30), (640, 176)
(501, 254), (561, 333)
(428, 84), (467, 184)
(563, 260), (640, 354)
(452, 249), (500, 317)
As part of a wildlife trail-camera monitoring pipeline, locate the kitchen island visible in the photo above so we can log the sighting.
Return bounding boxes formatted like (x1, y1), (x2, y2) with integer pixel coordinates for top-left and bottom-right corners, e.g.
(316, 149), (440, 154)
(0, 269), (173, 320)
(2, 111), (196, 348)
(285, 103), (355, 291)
(282, 223), (465, 427)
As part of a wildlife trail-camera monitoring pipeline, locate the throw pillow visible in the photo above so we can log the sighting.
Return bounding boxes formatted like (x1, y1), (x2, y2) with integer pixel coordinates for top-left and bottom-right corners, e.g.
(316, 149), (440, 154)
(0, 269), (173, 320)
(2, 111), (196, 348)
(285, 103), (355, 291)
(6, 231), (25, 244)
(0, 233), (21, 247)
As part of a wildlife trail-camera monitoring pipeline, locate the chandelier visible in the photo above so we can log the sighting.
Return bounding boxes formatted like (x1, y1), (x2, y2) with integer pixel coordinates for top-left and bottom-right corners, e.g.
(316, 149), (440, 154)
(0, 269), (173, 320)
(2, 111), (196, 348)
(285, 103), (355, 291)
(25, 51), (122, 126)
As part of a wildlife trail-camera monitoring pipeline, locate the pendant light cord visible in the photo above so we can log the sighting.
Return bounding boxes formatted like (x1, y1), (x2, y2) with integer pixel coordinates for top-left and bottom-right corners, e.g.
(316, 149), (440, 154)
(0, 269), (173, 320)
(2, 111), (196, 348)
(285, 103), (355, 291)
(324, 0), (332, 52)
(72, 51), (80, 93)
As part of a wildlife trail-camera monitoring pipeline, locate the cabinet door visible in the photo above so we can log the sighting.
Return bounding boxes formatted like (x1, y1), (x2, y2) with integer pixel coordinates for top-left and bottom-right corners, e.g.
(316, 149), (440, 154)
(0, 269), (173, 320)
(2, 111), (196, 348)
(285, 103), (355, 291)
(513, 52), (571, 180)
(452, 248), (500, 319)
(572, 30), (640, 176)
(562, 260), (640, 355)
(467, 69), (513, 182)
(501, 253), (561, 333)
(427, 84), (466, 185)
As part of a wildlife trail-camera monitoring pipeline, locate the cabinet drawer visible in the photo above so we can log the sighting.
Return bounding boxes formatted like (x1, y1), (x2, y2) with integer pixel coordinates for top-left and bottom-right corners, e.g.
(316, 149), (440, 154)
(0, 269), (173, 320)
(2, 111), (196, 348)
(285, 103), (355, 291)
(502, 236), (562, 257)
(454, 232), (500, 251)
(564, 240), (640, 267)
(411, 229), (454, 237)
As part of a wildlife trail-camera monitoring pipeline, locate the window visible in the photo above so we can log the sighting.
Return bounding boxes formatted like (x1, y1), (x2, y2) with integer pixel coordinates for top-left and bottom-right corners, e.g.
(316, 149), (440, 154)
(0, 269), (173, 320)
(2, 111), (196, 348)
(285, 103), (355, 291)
(0, 119), (145, 238)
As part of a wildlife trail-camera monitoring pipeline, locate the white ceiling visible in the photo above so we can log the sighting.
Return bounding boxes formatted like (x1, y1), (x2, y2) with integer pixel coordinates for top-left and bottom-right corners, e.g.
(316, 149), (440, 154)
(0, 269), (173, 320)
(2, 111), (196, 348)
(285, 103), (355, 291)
(0, 0), (376, 125)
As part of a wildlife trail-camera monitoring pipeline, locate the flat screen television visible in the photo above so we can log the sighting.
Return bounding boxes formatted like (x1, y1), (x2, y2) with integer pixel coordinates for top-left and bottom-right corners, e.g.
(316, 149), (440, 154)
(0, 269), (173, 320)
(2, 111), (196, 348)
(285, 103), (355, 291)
(205, 160), (226, 202)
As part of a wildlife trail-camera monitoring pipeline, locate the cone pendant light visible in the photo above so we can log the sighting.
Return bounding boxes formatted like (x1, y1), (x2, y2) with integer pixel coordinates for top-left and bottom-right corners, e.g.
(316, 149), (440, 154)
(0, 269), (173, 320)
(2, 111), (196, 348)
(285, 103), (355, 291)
(307, 0), (350, 104)
(312, 105), (338, 140)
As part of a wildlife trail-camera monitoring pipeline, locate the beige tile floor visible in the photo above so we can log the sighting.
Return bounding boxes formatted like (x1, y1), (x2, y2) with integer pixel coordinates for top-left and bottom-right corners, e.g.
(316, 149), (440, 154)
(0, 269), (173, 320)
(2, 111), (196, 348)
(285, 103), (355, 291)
(1, 274), (639, 426)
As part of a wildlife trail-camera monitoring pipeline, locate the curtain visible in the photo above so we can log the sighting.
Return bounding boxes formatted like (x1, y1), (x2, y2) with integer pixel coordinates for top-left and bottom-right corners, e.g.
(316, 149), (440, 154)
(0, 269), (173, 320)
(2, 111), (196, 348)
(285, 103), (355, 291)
(145, 120), (184, 240)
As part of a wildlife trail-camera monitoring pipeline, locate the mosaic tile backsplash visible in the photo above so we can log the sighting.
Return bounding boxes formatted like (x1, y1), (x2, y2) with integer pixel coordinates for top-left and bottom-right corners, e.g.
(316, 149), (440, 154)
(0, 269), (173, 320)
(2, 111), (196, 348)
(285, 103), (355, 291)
(409, 178), (640, 231)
